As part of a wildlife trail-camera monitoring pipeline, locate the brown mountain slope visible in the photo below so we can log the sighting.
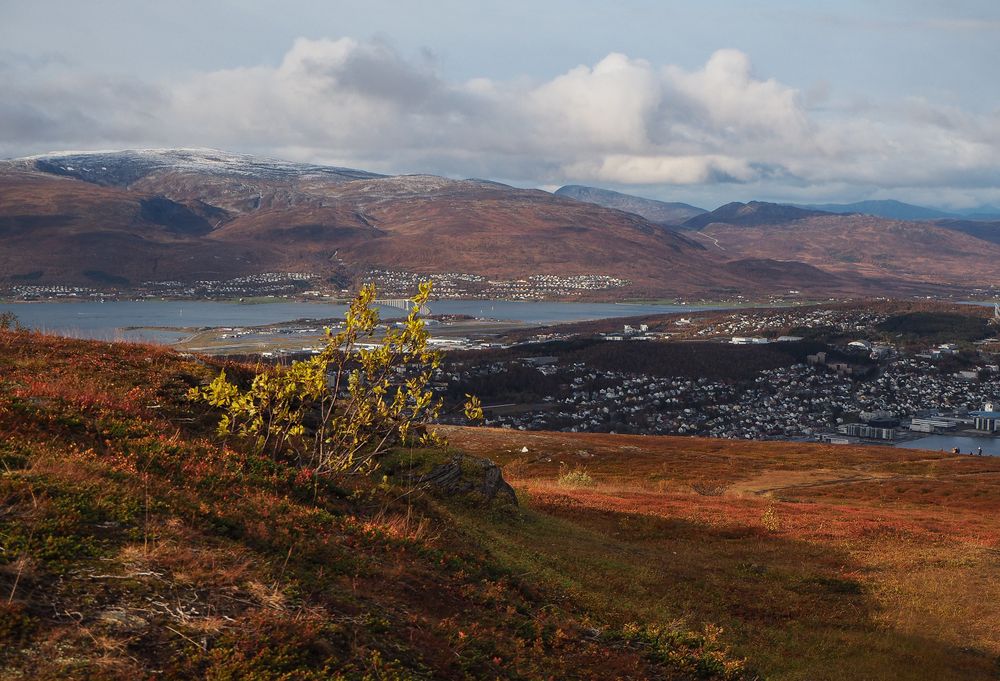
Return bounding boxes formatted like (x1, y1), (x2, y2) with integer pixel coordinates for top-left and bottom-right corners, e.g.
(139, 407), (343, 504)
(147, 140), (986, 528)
(0, 168), (247, 285)
(933, 218), (1000, 246)
(3, 150), (998, 298)
(0, 155), (756, 297)
(720, 258), (851, 290)
(289, 177), (734, 291)
(701, 214), (1000, 288)
(207, 177), (750, 297)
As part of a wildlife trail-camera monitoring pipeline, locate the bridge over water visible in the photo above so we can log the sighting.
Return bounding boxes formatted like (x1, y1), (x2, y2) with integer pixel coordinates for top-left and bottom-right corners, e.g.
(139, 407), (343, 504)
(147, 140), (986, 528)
(374, 299), (432, 316)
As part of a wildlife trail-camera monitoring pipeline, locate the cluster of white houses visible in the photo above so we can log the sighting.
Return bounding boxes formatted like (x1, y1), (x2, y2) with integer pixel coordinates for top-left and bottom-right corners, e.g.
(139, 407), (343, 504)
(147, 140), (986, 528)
(365, 269), (631, 299)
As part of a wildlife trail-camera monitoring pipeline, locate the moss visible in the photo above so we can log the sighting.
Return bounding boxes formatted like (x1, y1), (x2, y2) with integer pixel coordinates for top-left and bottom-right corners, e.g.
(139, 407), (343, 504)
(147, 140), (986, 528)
(0, 471), (140, 568)
(0, 603), (36, 645)
(0, 440), (29, 470)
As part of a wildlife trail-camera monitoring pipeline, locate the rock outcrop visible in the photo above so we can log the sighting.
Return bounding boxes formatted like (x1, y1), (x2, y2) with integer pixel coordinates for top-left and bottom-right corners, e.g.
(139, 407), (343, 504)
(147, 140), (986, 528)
(412, 454), (518, 506)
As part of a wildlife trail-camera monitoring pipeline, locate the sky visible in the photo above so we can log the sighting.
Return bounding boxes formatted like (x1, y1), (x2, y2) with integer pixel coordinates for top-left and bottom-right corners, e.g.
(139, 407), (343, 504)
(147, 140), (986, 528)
(2, 0), (999, 209)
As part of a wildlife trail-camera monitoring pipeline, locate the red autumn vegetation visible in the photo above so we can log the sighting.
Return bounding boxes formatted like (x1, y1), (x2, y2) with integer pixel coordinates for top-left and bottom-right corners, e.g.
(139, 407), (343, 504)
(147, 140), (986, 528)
(444, 427), (1000, 679)
(3, 325), (1000, 679)
(0, 329), (751, 679)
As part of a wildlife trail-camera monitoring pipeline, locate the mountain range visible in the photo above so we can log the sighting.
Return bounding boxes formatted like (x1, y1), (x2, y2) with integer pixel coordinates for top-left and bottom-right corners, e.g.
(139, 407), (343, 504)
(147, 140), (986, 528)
(788, 199), (956, 221)
(2, 149), (1000, 299)
(789, 199), (1000, 222)
(0, 150), (749, 298)
(553, 185), (706, 225)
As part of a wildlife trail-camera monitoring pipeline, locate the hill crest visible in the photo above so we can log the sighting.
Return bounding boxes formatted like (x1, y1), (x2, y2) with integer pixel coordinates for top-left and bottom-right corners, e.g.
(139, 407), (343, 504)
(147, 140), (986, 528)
(682, 201), (832, 229)
(554, 184), (706, 225)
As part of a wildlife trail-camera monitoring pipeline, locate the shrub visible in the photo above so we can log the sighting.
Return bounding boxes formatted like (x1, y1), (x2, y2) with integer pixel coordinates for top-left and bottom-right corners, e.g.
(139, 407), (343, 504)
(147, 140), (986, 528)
(0, 311), (22, 332)
(760, 502), (781, 532)
(691, 482), (726, 497)
(557, 463), (594, 488)
(0, 602), (35, 643)
(190, 282), (479, 477)
(616, 622), (752, 680)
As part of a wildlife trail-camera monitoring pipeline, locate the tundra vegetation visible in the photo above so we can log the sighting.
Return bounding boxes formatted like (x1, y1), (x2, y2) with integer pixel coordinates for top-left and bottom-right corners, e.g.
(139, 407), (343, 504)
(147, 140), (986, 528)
(2, 290), (1000, 679)
(0, 290), (750, 680)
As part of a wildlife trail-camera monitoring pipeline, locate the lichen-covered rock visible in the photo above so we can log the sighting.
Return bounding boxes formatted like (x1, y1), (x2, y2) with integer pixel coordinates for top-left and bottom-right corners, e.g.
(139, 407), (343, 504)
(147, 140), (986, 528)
(413, 454), (517, 506)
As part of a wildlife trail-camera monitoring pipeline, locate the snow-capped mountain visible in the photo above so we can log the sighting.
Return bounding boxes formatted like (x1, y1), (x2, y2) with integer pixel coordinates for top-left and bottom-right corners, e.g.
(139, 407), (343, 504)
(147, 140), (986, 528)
(11, 148), (384, 187)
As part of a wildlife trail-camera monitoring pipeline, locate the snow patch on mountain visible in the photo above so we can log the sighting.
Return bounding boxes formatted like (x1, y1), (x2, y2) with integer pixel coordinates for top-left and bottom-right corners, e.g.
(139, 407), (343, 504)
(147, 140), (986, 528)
(13, 148), (384, 187)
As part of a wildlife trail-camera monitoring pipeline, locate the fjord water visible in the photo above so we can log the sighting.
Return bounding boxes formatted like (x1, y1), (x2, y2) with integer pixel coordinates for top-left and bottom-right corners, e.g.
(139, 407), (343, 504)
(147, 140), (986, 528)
(0, 299), (715, 343)
(898, 434), (1000, 457)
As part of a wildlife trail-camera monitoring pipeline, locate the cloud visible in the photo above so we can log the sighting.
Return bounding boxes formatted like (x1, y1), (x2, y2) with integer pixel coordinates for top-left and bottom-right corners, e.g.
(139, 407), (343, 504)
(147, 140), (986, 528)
(562, 155), (758, 185)
(0, 54), (166, 151)
(663, 49), (808, 139)
(2, 37), (1000, 206)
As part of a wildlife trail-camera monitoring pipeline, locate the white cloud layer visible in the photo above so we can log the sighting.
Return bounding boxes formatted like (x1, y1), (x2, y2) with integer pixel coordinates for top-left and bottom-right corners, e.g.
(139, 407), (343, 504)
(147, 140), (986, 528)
(2, 37), (1000, 207)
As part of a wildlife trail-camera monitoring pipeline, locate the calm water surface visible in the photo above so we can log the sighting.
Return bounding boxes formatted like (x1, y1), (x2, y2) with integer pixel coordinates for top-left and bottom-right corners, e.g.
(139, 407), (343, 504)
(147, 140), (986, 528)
(0, 299), (718, 343)
(898, 434), (1000, 457)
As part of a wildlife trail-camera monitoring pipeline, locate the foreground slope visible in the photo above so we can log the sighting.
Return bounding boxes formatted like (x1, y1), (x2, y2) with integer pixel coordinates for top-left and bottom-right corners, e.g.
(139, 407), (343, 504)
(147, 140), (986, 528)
(3, 330), (1000, 679)
(444, 427), (1000, 680)
(0, 330), (751, 680)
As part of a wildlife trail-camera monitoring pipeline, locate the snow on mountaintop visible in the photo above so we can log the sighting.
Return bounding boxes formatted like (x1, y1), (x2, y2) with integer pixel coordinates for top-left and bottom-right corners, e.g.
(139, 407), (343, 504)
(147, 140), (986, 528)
(12, 148), (384, 187)
(7, 150), (514, 201)
(338, 174), (510, 198)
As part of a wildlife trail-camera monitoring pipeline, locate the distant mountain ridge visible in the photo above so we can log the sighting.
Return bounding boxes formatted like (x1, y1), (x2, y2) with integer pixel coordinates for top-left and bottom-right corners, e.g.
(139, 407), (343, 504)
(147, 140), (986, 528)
(788, 199), (954, 221)
(0, 149), (754, 299)
(787, 199), (1000, 222)
(554, 185), (706, 225)
(681, 201), (832, 229)
(13, 148), (384, 187)
(4, 149), (1000, 299)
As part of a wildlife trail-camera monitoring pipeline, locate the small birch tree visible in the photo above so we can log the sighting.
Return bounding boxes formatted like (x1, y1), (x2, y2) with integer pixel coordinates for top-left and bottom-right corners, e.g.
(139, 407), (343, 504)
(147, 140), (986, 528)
(191, 281), (477, 475)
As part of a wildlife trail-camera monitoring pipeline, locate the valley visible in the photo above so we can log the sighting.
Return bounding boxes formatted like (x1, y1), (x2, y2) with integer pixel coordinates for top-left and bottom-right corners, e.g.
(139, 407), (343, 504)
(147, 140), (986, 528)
(7, 5), (1000, 679)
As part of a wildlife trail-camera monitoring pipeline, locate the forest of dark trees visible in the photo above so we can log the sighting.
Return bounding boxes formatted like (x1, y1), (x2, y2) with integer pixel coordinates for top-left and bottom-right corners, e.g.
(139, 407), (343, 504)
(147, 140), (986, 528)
(438, 338), (858, 408)
(875, 312), (992, 344)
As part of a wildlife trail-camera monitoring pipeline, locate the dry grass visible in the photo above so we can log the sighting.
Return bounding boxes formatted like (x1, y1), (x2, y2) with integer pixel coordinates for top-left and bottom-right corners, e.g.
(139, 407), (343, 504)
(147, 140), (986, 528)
(357, 508), (437, 543)
(444, 425), (1000, 679)
(3, 330), (711, 680)
(5, 329), (999, 679)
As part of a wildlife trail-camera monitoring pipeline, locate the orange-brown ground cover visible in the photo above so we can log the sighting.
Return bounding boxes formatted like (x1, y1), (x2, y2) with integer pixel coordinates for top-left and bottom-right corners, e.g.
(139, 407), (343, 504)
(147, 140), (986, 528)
(444, 427), (1000, 680)
(0, 330), (752, 680)
(4, 328), (999, 679)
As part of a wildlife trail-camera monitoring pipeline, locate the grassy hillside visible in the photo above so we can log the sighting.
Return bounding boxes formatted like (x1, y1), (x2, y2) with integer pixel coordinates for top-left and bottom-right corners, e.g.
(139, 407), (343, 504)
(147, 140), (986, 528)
(2, 330), (1000, 679)
(444, 428), (1000, 680)
(0, 330), (749, 679)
